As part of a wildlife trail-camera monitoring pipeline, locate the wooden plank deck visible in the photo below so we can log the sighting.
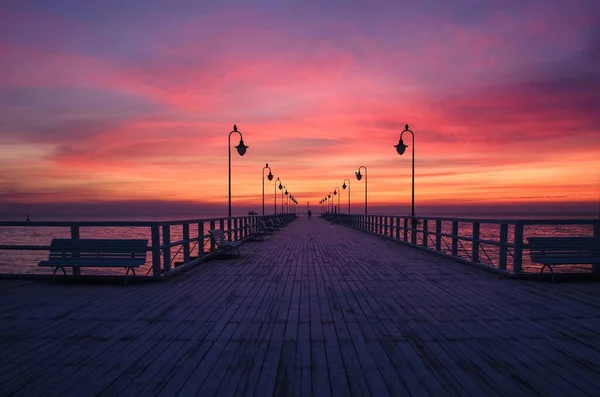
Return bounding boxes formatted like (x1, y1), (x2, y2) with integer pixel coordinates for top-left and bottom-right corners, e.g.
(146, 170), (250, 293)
(1, 217), (600, 396)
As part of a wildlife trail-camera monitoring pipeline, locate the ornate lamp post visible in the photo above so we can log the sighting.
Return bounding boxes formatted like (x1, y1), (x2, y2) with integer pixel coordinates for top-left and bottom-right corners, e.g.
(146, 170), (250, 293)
(228, 124), (249, 218)
(355, 166), (368, 215)
(394, 124), (415, 221)
(333, 187), (340, 214)
(279, 183), (286, 213)
(262, 163), (273, 216)
(274, 177), (280, 214)
(342, 178), (351, 214)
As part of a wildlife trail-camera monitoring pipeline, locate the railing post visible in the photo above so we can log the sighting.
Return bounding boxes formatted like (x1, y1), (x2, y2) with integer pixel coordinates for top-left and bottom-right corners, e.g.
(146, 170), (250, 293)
(422, 220), (428, 248)
(513, 221), (523, 275)
(220, 219), (225, 241)
(151, 224), (161, 277)
(183, 223), (190, 263)
(210, 220), (216, 252)
(198, 222), (205, 258)
(411, 218), (417, 245)
(499, 223), (508, 270)
(234, 218), (239, 241)
(70, 225), (81, 276)
(227, 218), (231, 241)
(395, 217), (400, 239)
(403, 218), (408, 241)
(472, 222), (480, 263)
(594, 221), (600, 274)
(451, 221), (459, 256)
(162, 225), (171, 273)
(435, 220), (442, 251)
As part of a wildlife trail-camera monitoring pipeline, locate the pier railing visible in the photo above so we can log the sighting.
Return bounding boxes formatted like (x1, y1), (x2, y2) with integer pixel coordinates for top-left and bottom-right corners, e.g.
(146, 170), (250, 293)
(0, 214), (295, 278)
(328, 214), (599, 275)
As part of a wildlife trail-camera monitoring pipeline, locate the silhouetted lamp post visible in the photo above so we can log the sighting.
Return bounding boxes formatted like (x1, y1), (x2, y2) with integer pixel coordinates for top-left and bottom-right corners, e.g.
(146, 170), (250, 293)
(274, 177), (280, 214)
(279, 183), (286, 213)
(342, 178), (351, 214)
(228, 124), (248, 218)
(262, 163), (273, 216)
(333, 187), (340, 214)
(355, 166), (368, 215)
(394, 124), (415, 220)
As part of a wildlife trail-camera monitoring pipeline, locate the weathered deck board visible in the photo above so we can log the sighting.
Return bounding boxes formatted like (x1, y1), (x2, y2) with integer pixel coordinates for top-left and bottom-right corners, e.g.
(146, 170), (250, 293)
(1, 217), (600, 396)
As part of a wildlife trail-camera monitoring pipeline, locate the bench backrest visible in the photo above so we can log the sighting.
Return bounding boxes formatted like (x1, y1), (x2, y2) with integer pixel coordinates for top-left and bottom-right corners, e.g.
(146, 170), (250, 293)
(209, 229), (228, 245)
(48, 239), (148, 260)
(527, 237), (600, 253)
(527, 237), (600, 260)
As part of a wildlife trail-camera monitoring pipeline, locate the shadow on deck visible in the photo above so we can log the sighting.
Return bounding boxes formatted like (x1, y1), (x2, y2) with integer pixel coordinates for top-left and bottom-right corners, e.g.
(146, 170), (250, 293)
(1, 218), (599, 396)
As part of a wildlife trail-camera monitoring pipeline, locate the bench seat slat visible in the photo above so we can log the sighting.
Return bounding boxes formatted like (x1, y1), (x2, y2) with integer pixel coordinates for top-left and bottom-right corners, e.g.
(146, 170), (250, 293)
(39, 259), (145, 267)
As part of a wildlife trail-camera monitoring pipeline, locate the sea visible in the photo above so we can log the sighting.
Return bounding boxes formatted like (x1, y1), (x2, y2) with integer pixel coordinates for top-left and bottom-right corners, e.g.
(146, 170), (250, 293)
(0, 212), (597, 276)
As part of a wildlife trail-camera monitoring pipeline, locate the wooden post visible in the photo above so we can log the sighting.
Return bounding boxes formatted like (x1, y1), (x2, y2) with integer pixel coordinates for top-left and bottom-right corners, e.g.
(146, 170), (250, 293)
(594, 221), (600, 274)
(70, 225), (81, 276)
(513, 221), (523, 275)
(395, 217), (400, 239)
(499, 223), (508, 270)
(451, 221), (459, 256)
(435, 220), (442, 251)
(234, 218), (239, 241)
(183, 223), (190, 263)
(151, 224), (161, 277)
(220, 219), (225, 242)
(198, 222), (205, 258)
(210, 220), (216, 252)
(411, 218), (417, 245)
(472, 222), (480, 263)
(162, 225), (171, 273)
(403, 218), (408, 241)
(422, 220), (428, 248)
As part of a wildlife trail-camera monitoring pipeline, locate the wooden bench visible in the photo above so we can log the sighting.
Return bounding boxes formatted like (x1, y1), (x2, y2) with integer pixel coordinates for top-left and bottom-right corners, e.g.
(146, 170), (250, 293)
(38, 239), (148, 284)
(209, 229), (243, 256)
(259, 220), (276, 234)
(245, 224), (265, 240)
(527, 237), (600, 280)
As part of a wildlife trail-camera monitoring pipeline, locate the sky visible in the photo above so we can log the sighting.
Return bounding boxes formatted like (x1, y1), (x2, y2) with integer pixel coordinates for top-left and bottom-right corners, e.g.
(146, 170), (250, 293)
(0, 0), (599, 217)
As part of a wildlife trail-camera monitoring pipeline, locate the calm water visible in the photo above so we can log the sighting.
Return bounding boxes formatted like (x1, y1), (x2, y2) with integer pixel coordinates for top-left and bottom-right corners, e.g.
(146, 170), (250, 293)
(0, 213), (597, 276)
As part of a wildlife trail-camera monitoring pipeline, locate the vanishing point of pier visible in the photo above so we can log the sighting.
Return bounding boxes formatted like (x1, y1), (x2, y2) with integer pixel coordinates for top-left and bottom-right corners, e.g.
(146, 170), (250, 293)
(1, 218), (599, 396)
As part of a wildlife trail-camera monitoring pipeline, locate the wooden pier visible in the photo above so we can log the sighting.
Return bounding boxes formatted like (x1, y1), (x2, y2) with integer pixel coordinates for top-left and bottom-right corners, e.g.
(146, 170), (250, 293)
(1, 218), (599, 396)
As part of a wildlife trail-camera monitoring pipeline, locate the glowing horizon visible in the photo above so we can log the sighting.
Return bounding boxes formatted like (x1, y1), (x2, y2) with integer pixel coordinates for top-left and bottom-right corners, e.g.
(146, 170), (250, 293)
(1, 1), (598, 215)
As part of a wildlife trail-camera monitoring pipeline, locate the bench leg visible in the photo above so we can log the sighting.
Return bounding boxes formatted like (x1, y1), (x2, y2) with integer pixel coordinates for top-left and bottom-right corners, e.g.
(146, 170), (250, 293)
(52, 267), (67, 284)
(540, 265), (555, 282)
(124, 267), (135, 285)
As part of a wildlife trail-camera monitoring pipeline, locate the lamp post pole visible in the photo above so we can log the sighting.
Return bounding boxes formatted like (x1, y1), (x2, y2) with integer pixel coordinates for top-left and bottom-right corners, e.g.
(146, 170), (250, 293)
(333, 187), (340, 214)
(274, 177), (280, 214)
(262, 163), (273, 216)
(228, 124), (248, 218)
(394, 124), (415, 220)
(279, 183), (286, 213)
(355, 166), (368, 215)
(342, 179), (351, 214)
(395, 124), (416, 243)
